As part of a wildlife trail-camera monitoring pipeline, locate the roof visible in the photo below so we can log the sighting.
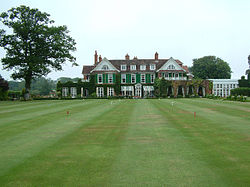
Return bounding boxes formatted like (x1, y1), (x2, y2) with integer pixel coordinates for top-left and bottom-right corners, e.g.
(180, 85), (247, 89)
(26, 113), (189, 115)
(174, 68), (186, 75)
(82, 65), (94, 74)
(82, 58), (188, 74)
(109, 59), (168, 72)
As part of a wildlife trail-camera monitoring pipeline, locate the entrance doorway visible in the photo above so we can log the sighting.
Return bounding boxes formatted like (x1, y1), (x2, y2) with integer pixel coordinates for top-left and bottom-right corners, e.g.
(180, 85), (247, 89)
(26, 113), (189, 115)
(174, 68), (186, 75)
(135, 83), (142, 97)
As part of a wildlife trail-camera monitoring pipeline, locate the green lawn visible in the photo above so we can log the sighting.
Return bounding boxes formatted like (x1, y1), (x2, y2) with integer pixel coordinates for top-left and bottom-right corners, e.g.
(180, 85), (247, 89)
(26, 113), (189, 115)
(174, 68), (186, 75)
(0, 99), (249, 186)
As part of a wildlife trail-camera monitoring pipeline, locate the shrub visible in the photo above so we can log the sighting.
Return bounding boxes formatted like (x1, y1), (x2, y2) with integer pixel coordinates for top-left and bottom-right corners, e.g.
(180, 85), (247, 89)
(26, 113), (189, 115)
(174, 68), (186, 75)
(0, 88), (8, 100)
(231, 87), (250, 96)
(8, 91), (21, 100)
(90, 92), (97, 98)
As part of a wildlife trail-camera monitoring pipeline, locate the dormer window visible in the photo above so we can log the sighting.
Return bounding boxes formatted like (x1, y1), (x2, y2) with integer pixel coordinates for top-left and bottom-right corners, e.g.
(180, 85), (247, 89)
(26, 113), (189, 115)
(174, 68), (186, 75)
(102, 65), (109, 70)
(130, 65), (136, 70)
(140, 65), (146, 71)
(167, 64), (175, 70)
(150, 64), (156, 70)
(121, 65), (127, 71)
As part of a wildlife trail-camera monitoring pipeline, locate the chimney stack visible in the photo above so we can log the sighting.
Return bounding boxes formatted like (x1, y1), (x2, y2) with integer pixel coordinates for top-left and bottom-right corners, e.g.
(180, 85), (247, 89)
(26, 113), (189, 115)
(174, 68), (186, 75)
(155, 52), (158, 60)
(94, 50), (98, 65)
(125, 54), (130, 60)
(99, 55), (102, 62)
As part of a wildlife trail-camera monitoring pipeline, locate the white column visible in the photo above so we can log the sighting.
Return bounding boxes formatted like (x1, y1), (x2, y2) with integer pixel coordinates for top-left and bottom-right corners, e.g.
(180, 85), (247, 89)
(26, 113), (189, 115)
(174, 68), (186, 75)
(81, 87), (83, 97)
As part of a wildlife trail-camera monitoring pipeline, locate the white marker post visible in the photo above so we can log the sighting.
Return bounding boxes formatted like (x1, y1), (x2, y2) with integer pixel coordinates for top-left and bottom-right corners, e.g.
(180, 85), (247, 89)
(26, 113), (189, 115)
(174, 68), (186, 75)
(171, 101), (174, 112)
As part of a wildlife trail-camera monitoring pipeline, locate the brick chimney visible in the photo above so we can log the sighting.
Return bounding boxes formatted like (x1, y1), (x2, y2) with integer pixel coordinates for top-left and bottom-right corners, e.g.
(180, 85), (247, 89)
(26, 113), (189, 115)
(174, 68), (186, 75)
(99, 55), (102, 62)
(94, 50), (98, 65)
(155, 52), (158, 60)
(125, 54), (130, 60)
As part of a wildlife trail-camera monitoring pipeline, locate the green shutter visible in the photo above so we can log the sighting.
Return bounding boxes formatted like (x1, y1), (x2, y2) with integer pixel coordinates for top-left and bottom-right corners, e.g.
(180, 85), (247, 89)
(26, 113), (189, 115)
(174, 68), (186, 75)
(106, 74), (108, 83)
(146, 74), (150, 83)
(136, 74), (141, 83)
(95, 74), (98, 83)
(113, 74), (116, 83)
(102, 74), (105, 83)
(126, 74), (129, 84)
(169, 73), (172, 77)
(128, 74), (131, 83)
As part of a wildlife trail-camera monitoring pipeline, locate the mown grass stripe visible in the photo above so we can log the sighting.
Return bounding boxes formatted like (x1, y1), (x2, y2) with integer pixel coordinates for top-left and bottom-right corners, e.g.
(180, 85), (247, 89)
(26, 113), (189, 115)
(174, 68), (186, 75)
(108, 100), (227, 186)
(0, 99), (118, 177)
(0, 100), (135, 186)
(150, 99), (250, 186)
(0, 100), (107, 142)
(0, 99), (249, 186)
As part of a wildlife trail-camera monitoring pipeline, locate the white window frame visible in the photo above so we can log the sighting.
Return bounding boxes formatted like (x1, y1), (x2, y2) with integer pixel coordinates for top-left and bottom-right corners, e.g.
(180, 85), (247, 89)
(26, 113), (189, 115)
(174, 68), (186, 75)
(107, 87), (114, 96)
(140, 65), (146, 71)
(97, 87), (104, 97)
(62, 87), (69, 97)
(150, 64), (156, 70)
(121, 74), (126, 84)
(70, 87), (77, 98)
(121, 86), (133, 96)
(98, 74), (103, 84)
(151, 74), (155, 83)
(130, 65), (136, 70)
(86, 75), (90, 81)
(121, 65), (127, 71)
(131, 74), (136, 84)
(167, 64), (175, 70)
(102, 65), (109, 70)
(108, 74), (113, 83)
(141, 74), (145, 83)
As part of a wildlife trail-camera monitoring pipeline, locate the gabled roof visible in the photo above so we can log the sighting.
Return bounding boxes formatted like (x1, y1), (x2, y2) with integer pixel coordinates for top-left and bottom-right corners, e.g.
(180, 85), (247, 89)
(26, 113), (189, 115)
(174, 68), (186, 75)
(157, 57), (187, 72)
(90, 57), (120, 73)
(82, 56), (189, 74)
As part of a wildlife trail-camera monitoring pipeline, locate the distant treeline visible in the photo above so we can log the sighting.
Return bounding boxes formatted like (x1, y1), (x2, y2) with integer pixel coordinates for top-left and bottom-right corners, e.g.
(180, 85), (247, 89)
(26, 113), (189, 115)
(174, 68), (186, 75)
(8, 77), (81, 96)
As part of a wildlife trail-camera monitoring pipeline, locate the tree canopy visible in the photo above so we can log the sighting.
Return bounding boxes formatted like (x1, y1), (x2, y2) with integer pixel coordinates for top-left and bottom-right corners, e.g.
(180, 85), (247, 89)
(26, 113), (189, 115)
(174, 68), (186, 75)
(57, 77), (81, 83)
(0, 5), (77, 99)
(190, 56), (231, 79)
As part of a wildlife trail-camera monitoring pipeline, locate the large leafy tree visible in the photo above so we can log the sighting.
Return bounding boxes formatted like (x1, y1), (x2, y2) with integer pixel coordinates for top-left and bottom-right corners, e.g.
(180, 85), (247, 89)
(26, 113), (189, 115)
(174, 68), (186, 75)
(0, 5), (77, 99)
(190, 56), (231, 79)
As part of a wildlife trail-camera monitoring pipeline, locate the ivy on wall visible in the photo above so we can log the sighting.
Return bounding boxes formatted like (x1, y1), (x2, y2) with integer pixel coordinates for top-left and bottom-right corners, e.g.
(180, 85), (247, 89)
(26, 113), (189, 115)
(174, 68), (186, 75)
(154, 78), (211, 97)
(57, 74), (121, 97)
(57, 75), (211, 98)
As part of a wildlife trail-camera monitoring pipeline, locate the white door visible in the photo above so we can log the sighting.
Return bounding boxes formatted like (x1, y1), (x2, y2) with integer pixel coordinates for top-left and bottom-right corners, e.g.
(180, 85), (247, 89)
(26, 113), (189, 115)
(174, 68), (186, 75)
(135, 84), (142, 97)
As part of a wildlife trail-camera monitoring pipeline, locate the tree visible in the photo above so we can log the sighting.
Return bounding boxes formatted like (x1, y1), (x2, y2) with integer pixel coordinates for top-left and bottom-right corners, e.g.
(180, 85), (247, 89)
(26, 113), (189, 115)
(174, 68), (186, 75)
(0, 5), (77, 99)
(154, 77), (170, 97)
(57, 77), (81, 83)
(0, 75), (9, 100)
(190, 56), (231, 79)
(8, 77), (56, 95)
(30, 77), (56, 95)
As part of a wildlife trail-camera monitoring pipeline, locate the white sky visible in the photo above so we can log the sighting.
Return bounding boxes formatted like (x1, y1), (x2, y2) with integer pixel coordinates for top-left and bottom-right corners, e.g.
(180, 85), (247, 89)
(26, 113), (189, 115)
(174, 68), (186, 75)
(1, 0), (250, 80)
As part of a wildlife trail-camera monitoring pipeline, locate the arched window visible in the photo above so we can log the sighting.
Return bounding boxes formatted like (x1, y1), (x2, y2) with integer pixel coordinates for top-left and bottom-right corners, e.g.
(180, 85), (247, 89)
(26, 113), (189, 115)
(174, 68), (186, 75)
(102, 65), (109, 70)
(167, 64), (175, 70)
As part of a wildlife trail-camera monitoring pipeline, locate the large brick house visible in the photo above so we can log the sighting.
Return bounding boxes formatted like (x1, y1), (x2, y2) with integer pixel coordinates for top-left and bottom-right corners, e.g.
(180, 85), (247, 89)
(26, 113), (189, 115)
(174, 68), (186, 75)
(60, 51), (211, 98)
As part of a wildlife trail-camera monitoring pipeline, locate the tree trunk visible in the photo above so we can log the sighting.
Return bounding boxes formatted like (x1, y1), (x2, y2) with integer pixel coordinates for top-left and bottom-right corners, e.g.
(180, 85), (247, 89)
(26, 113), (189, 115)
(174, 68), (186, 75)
(24, 77), (31, 100)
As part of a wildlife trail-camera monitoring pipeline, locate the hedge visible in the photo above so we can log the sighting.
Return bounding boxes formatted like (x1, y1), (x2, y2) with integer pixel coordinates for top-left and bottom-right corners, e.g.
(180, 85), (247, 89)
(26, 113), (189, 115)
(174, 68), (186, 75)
(231, 87), (250, 96)
(238, 79), (250, 88)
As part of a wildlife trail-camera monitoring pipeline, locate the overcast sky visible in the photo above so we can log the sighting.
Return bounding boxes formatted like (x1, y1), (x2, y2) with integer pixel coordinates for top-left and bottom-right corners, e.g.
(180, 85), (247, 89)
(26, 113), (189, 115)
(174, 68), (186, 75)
(1, 0), (250, 80)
